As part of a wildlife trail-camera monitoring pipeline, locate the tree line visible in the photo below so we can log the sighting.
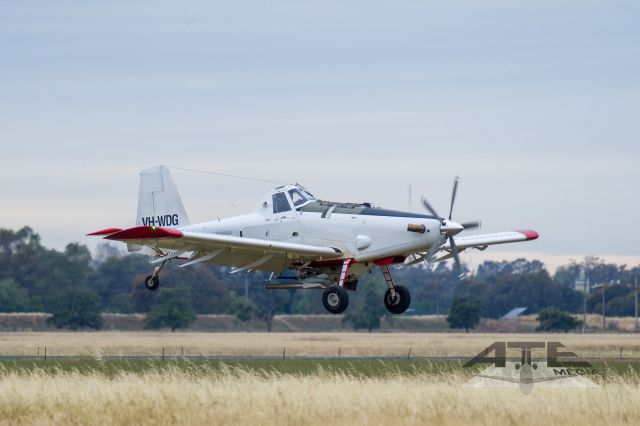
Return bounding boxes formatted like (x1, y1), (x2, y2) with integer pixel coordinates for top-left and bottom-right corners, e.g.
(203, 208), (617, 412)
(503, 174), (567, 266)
(0, 227), (638, 330)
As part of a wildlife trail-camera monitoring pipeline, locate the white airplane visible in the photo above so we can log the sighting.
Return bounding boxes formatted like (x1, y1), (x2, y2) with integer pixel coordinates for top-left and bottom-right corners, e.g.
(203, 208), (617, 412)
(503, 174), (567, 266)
(89, 165), (538, 315)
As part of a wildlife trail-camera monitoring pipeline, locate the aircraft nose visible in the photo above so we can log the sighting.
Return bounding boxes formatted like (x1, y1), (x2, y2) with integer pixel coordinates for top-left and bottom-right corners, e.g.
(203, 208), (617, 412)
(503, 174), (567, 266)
(440, 220), (464, 236)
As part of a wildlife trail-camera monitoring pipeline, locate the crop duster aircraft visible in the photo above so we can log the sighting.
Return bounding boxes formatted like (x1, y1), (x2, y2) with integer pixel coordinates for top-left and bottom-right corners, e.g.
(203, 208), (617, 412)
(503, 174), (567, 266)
(89, 166), (539, 315)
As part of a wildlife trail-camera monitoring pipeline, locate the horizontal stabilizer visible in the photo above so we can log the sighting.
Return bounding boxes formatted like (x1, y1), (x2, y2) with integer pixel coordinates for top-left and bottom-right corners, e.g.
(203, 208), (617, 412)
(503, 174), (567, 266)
(86, 228), (123, 236)
(104, 226), (183, 240)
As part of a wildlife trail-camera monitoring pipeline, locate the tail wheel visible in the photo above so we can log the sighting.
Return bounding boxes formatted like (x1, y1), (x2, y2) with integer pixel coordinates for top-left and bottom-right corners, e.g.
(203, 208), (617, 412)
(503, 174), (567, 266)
(144, 275), (160, 291)
(384, 285), (411, 314)
(322, 286), (349, 314)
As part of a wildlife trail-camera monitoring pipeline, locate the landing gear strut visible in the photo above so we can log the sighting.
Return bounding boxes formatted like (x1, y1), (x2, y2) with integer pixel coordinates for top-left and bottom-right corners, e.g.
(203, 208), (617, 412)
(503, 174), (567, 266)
(321, 258), (353, 314)
(380, 264), (411, 314)
(144, 260), (167, 291)
(315, 259), (411, 314)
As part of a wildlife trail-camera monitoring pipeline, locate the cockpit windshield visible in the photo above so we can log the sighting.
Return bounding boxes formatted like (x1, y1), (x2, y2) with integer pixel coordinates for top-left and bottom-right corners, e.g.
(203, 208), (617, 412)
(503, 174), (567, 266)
(295, 185), (316, 201)
(288, 188), (310, 207)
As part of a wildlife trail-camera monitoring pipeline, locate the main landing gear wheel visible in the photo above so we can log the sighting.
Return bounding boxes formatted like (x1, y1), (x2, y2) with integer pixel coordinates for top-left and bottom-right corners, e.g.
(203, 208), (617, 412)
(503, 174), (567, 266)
(144, 259), (167, 291)
(322, 286), (349, 314)
(144, 274), (160, 291)
(384, 285), (411, 314)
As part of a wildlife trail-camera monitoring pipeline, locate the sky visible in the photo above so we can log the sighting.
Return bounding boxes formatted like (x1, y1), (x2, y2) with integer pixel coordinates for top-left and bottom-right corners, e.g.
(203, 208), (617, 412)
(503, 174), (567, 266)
(1, 1), (639, 271)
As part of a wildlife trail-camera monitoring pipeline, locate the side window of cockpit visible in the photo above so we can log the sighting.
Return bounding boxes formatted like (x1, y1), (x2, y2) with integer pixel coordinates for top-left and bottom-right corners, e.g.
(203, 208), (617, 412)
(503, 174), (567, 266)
(288, 189), (308, 207)
(272, 192), (292, 213)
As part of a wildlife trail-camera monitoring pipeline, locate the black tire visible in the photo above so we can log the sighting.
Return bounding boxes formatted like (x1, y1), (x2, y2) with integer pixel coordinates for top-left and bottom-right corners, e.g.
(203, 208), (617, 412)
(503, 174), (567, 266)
(384, 285), (411, 314)
(322, 286), (349, 314)
(144, 274), (160, 291)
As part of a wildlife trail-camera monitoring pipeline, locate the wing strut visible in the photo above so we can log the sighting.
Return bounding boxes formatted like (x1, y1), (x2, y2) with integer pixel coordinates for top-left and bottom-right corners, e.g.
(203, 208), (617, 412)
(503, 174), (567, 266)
(230, 254), (275, 274)
(150, 250), (187, 265)
(179, 249), (225, 268)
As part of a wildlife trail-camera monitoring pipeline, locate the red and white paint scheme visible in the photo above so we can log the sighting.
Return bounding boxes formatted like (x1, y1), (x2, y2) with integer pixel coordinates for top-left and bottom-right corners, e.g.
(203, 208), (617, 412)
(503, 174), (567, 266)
(89, 165), (539, 315)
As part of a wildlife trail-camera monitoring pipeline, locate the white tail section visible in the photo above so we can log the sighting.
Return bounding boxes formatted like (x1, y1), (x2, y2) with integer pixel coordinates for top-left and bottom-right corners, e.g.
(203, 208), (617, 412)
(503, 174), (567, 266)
(136, 165), (189, 229)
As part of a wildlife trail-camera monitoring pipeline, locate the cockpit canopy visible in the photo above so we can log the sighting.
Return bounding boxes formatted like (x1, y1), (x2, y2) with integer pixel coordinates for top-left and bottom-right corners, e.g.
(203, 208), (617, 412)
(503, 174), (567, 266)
(260, 184), (436, 220)
(263, 184), (316, 214)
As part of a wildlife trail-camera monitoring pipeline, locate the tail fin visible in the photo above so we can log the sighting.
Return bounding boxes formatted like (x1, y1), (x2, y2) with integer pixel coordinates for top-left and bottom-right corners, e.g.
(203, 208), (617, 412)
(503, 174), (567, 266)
(136, 165), (189, 228)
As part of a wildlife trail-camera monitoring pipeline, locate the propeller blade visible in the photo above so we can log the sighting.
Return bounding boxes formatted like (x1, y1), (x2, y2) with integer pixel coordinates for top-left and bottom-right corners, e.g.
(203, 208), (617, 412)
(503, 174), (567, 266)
(449, 236), (462, 273)
(460, 221), (481, 230)
(420, 197), (440, 218)
(425, 234), (446, 263)
(448, 176), (459, 220)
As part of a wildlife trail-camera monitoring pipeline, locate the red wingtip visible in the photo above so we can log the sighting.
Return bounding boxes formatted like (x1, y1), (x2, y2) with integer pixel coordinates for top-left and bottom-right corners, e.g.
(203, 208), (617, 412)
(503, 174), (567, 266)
(516, 230), (539, 241)
(87, 228), (123, 236)
(104, 226), (183, 240)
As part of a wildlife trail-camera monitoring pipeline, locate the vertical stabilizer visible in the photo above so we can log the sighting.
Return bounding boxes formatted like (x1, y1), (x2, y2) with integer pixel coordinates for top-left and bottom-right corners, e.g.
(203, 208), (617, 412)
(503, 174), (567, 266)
(136, 165), (189, 228)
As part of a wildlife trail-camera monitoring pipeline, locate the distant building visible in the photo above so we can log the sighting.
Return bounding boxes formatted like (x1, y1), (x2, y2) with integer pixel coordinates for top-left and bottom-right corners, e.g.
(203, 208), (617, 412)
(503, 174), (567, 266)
(501, 307), (527, 320)
(574, 267), (590, 293)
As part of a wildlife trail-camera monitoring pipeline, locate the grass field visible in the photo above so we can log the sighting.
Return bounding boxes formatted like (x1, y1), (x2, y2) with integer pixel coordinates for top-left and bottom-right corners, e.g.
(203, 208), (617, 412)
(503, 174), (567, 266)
(0, 359), (638, 425)
(1, 333), (639, 425)
(1, 331), (640, 358)
(1, 358), (639, 377)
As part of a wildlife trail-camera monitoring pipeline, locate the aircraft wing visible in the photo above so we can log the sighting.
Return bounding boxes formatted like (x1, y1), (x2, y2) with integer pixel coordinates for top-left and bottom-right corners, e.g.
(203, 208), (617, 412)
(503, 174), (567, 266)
(408, 230), (539, 264)
(442, 230), (539, 251)
(88, 226), (343, 272)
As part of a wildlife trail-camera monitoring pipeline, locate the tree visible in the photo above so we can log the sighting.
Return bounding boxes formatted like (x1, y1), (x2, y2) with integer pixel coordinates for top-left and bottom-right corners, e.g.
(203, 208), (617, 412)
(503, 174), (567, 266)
(48, 288), (103, 330)
(458, 269), (582, 318)
(229, 292), (255, 323)
(105, 293), (135, 313)
(402, 262), (457, 314)
(535, 308), (582, 332)
(94, 242), (122, 263)
(0, 279), (30, 312)
(92, 253), (150, 311)
(144, 288), (197, 331)
(342, 279), (387, 332)
(342, 308), (382, 332)
(447, 297), (482, 332)
(129, 264), (231, 314)
(606, 295), (634, 317)
(246, 272), (292, 331)
(477, 258), (545, 281)
(553, 261), (582, 287)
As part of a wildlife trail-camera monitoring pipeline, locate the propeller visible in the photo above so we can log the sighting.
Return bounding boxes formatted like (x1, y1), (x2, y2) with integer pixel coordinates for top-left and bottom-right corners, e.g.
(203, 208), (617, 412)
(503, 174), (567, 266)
(420, 197), (439, 218)
(448, 176), (458, 220)
(419, 176), (481, 276)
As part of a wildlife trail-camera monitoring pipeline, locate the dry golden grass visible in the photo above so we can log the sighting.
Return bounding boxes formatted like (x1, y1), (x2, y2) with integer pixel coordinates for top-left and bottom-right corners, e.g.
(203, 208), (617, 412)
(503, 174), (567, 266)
(1, 331), (639, 358)
(0, 367), (638, 426)
(1, 331), (639, 425)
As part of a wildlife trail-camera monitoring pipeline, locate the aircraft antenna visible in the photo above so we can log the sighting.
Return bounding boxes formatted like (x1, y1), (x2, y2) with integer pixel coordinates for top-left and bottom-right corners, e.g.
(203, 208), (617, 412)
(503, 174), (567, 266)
(165, 165), (286, 185)
(230, 201), (241, 215)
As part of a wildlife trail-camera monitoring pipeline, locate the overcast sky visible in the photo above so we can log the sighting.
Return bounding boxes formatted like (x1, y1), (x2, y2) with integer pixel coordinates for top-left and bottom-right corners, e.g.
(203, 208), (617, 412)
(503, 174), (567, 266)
(1, 1), (639, 270)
